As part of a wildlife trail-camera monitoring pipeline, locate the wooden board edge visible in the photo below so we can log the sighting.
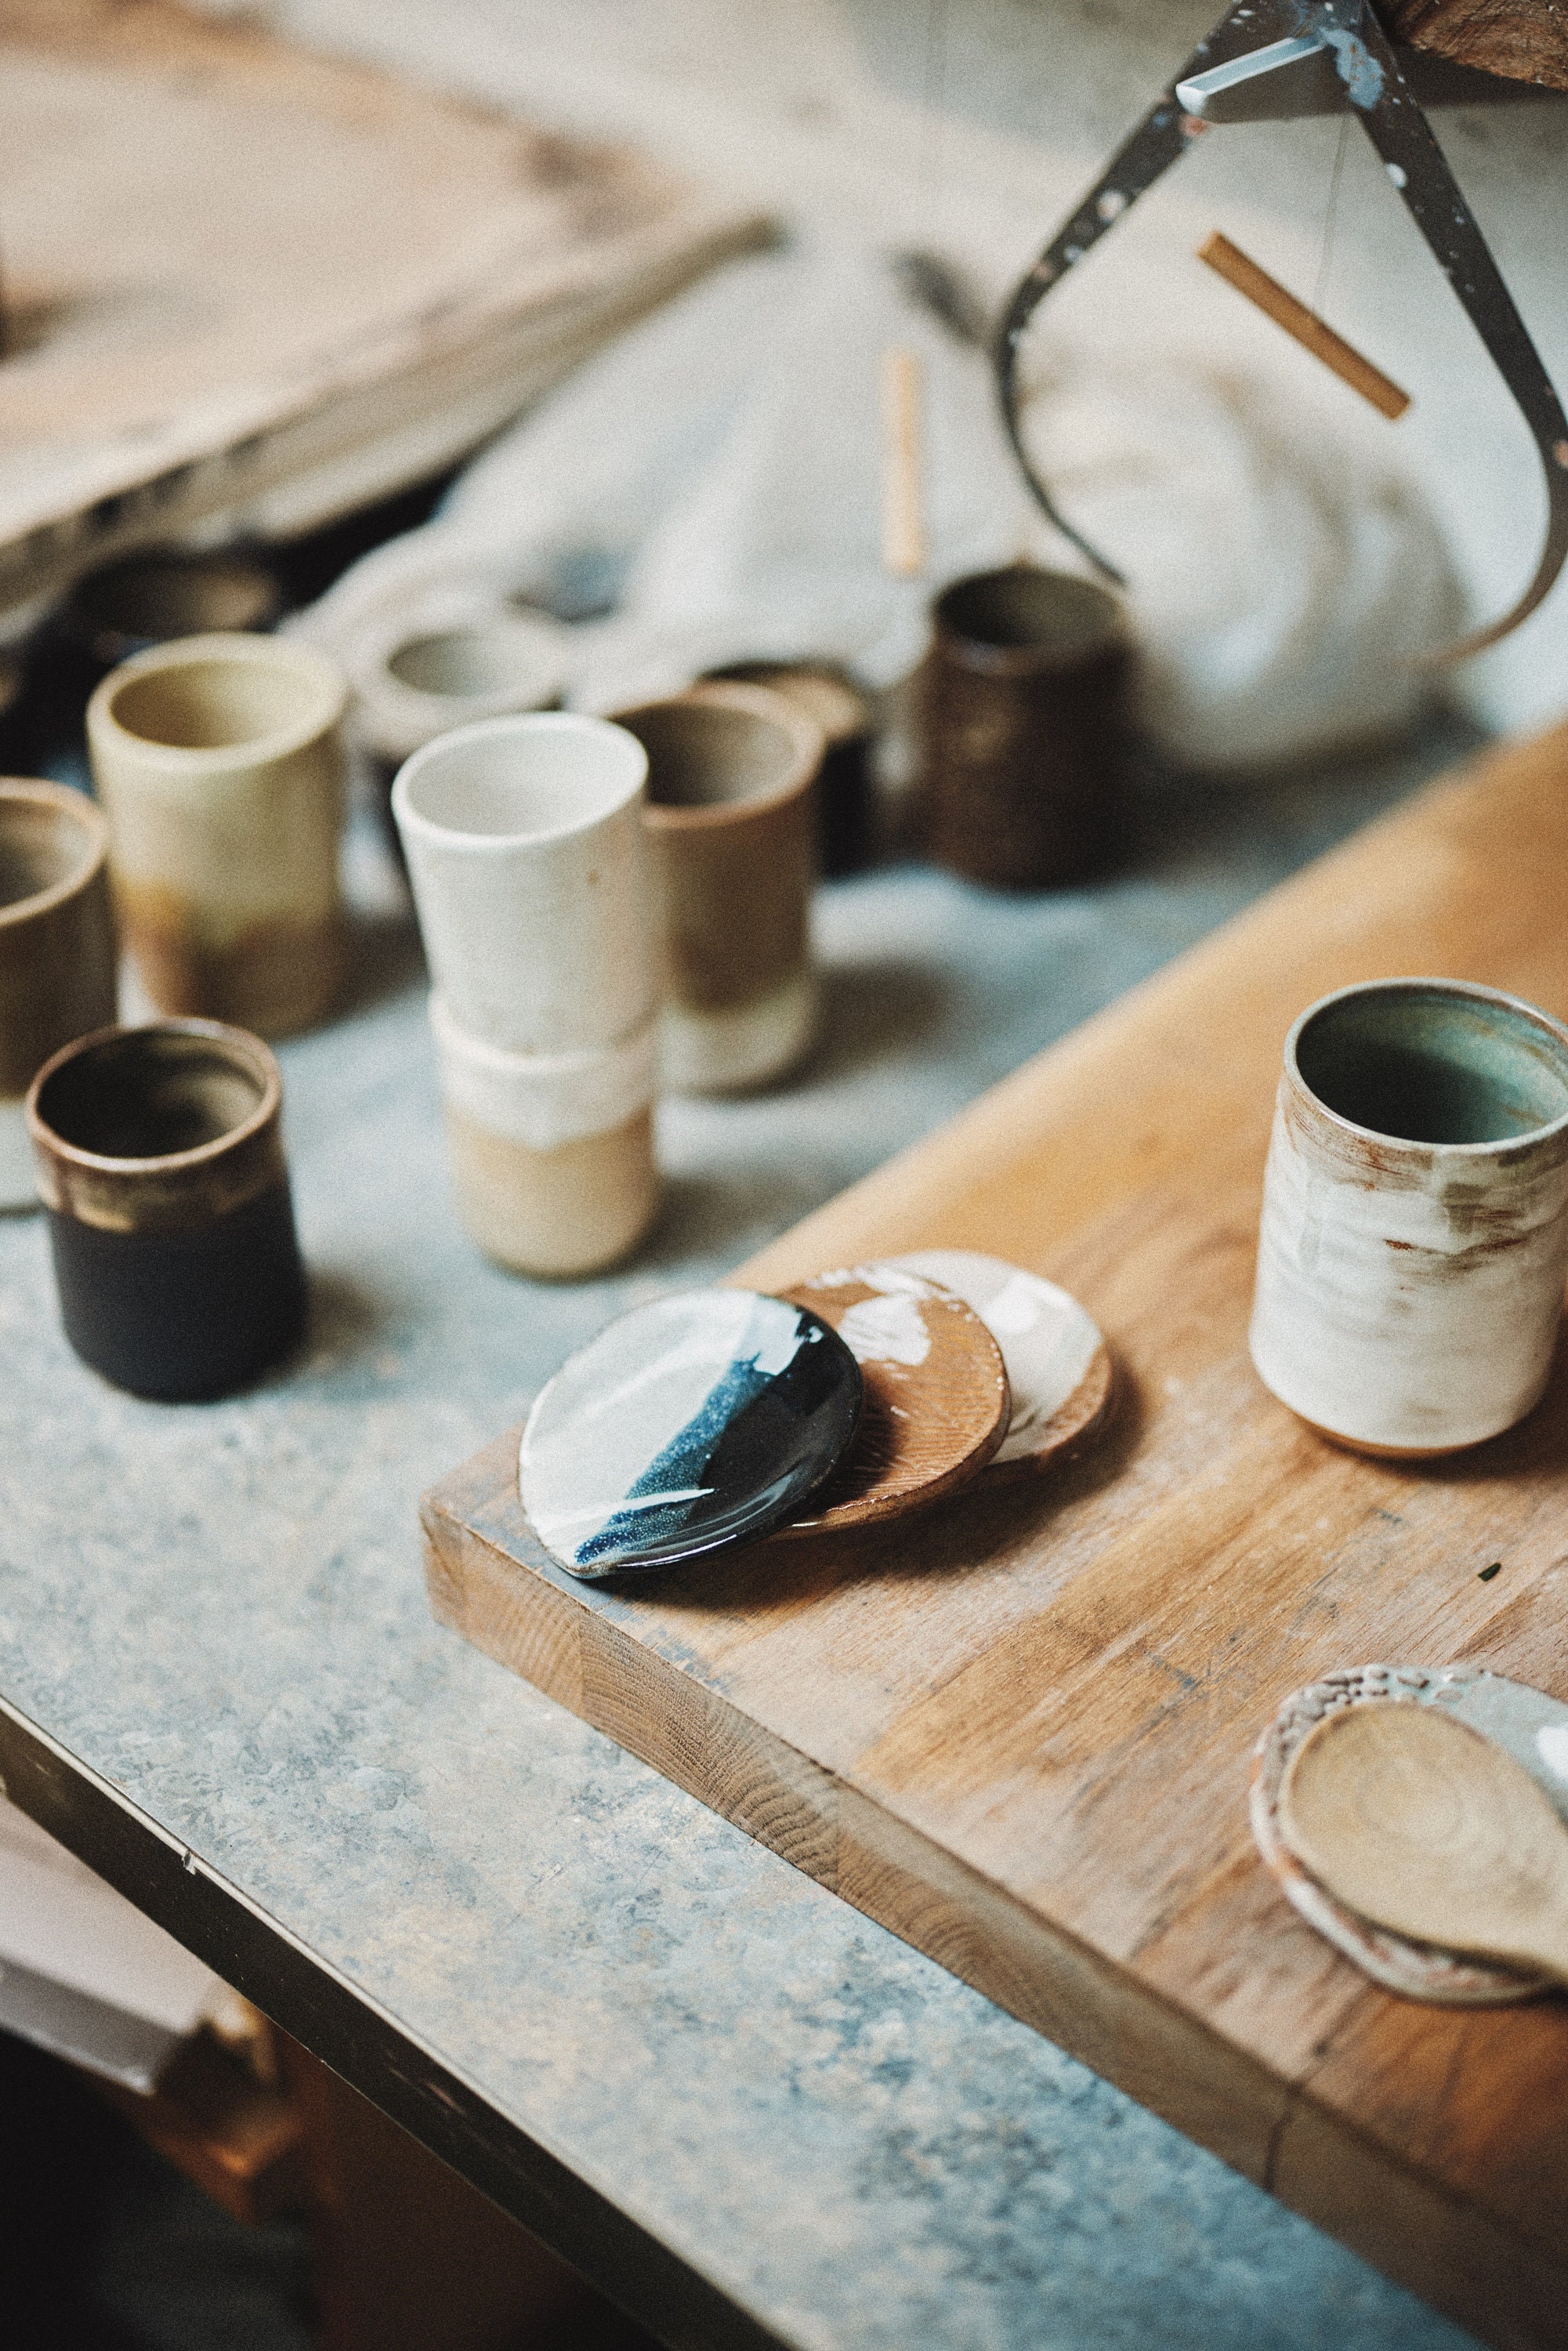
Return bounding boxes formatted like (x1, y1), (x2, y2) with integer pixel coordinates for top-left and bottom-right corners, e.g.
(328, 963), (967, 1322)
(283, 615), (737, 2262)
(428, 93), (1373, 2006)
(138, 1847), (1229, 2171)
(733, 724), (1568, 1292)
(1272, 2080), (1568, 2351)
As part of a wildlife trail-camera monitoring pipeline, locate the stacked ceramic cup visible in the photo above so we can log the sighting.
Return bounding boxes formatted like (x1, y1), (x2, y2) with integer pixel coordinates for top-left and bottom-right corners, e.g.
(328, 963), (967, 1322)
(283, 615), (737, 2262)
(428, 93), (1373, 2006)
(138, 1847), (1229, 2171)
(392, 713), (660, 1277)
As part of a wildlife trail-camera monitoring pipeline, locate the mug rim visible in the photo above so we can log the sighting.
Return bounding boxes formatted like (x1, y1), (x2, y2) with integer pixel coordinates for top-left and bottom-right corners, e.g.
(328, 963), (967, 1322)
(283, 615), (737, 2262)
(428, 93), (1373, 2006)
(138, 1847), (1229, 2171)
(1284, 976), (1568, 1155)
(616, 682), (826, 832)
(391, 711), (648, 852)
(26, 1018), (283, 1178)
(0, 779), (110, 929)
(353, 611), (567, 759)
(87, 632), (346, 773)
(932, 563), (1127, 674)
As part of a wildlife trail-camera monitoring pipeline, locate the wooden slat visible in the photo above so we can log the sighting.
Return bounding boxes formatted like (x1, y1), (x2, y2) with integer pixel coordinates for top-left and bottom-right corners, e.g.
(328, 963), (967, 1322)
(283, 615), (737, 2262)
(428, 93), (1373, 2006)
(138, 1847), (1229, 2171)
(424, 721), (1568, 2351)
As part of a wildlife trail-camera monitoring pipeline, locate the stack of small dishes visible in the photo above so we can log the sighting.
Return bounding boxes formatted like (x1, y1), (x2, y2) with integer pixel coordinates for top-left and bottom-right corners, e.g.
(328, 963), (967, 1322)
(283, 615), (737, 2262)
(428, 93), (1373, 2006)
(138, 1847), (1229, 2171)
(519, 1251), (1112, 1578)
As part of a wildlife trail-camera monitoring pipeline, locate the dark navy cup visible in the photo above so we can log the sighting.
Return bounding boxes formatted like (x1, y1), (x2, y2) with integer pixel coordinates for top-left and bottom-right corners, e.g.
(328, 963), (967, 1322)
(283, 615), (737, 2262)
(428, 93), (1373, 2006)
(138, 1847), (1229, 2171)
(27, 1020), (306, 1402)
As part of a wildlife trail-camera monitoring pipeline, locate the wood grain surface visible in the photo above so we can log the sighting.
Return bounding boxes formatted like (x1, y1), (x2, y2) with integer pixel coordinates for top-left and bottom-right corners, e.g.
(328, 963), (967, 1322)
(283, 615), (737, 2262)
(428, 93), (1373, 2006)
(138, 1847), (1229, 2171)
(424, 719), (1568, 2351)
(1385, 0), (1568, 89)
(0, 0), (762, 610)
(775, 1267), (1009, 1533)
(1280, 1705), (1568, 1983)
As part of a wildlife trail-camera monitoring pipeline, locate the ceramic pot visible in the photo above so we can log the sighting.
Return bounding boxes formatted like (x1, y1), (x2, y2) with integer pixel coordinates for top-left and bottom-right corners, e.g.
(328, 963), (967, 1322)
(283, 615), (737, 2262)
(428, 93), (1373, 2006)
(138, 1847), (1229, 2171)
(27, 1020), (307, 1400)
(352, 608), (567, 858)
(0, 781), (118, 1210)
(699, 660), (874, 876)
(1249, 978), (1568, 1456)
(612, 683), (824, 1095)
(918, 565), (1130, 889)
(60, 549), (284, 673)
(86, 632), (347, 1038)
(353, 610), (567, 769)
(391, 713), (655, 1056)
(429, 994), (658, 1277)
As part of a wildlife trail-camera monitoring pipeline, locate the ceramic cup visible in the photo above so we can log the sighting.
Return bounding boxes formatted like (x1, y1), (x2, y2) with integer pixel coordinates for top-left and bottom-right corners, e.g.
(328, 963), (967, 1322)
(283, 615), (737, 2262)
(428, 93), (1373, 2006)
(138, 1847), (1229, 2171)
(918, 564), (1130, 889)
(429, 994), (658, 1277)
(391, 713), (656, 1055)
(699, 660), (874, 876)
(353, 610), (567, 771)
(61, 549), (284, 674)
(612, 683), (825, 1094)
(0, 782), (118, 1210)
(1249, 978), (1568, 1456)
(86, 632), (348, 1038)
(27, 1020), (307, 1401)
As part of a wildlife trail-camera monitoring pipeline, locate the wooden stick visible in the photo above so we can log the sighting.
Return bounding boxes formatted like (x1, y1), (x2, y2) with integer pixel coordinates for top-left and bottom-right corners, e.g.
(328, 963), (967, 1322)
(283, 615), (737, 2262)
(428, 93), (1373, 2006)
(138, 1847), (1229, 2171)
(1197, 231), (1411, 421)
(881, 344), (925, 576)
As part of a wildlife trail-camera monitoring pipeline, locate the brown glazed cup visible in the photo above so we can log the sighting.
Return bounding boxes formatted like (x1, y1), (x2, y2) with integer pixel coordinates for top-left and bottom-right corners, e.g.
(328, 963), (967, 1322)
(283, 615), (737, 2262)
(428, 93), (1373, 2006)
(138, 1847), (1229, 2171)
(698, 661), (875, 876)
(612, 683), (826, 1094)
(0, 781), (118, 1211)
(918, 565), (1131, 889)
(27, 1020), (307, 1400)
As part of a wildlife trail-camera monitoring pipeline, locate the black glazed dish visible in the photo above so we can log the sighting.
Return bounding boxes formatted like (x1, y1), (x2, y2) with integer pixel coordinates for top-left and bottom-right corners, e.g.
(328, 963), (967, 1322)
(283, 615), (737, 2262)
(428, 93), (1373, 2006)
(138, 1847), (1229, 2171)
(27, 1020), (307, 1404)
(519, 1288), (863, 1578)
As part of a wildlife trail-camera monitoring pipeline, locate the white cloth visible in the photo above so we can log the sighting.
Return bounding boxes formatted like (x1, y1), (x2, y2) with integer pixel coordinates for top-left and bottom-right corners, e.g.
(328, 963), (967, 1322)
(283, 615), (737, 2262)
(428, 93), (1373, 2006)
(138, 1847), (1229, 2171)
(299, 242), (1463, 773)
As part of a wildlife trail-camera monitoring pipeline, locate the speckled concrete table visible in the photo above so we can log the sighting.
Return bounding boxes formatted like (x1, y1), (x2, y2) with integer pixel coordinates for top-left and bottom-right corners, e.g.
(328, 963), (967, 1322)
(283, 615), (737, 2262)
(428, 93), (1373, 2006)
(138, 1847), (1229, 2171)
(0, 736), (1483, 2351)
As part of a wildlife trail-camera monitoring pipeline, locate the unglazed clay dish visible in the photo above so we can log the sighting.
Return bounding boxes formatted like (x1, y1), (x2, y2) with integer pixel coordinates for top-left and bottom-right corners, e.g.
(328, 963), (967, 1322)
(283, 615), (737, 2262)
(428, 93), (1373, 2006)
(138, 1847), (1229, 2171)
(1251, 1665), (1568, 2003)
(776, 1262), (1009, 1536)
(520, 1288), (861, 1578)
(888, 1248), (1111, 1476)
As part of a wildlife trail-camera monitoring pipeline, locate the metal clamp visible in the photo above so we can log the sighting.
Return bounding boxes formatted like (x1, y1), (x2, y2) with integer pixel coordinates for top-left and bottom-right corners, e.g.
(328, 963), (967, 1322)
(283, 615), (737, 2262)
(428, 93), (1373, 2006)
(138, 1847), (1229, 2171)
(994, 0), (1568, 660)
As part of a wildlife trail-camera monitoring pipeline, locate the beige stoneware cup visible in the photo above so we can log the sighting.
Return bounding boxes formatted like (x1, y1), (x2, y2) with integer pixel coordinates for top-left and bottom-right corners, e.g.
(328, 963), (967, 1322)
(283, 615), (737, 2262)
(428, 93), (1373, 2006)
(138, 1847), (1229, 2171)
(0, 781), (118, 1209)
(352, 609), (567, 772)
(429, 994), (658, 1277)
(612, 683), (825, 1094)
(392, 713), (661, 1275)
(1250, 977), (1568, 1455)
(87, 632), (347, 1038)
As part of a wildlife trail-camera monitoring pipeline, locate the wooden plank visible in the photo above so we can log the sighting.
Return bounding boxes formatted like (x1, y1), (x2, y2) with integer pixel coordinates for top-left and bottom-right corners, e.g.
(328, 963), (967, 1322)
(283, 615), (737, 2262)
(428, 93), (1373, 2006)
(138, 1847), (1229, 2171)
(1385, 0), (1568, 92)
(0, 0), (766, 608)
(424, 720), (1568, 2351)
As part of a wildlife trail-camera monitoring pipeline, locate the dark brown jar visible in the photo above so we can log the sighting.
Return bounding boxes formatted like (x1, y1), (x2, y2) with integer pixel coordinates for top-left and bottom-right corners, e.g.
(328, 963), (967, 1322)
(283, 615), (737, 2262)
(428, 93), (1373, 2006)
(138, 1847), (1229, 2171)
(918, 564), (1131, 889)
(27, 1020), (307, 1401)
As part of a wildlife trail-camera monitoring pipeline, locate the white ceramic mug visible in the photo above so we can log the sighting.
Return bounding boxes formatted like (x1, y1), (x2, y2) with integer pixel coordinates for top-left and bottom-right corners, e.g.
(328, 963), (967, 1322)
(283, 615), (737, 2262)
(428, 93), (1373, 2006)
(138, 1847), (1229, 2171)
(86, 632), (347, 1038)
(1249, 977), (1568, 1455)
(429, 993), (657, 1277)
(391, 714), (655, 1056)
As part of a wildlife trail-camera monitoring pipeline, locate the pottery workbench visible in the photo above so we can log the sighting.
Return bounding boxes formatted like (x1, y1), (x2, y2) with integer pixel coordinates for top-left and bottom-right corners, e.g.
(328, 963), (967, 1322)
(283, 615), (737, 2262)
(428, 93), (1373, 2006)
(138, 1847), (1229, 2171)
(0, 723), (1494, 2351)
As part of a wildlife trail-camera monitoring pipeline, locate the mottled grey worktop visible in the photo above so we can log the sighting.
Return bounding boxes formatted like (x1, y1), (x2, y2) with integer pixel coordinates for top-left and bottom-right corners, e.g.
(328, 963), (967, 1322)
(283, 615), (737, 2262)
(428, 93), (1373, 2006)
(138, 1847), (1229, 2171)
(0, 735), (1480, 2351)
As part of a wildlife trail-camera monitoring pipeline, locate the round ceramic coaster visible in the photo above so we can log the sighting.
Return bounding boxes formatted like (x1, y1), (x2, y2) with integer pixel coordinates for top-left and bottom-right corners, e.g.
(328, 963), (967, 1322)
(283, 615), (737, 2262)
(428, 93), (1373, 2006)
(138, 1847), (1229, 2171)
(888, 1248), (1112, 1477)
(1251, 1666), (1546, 2004)
(774, 1263), (1009, 1537)
(520, 1288), (862, 1578)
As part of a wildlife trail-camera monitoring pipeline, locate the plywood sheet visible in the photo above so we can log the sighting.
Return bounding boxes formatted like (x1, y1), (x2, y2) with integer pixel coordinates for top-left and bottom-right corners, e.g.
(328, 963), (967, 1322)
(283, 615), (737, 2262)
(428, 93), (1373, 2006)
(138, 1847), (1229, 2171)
(0, 0), (765, 607)
(425, 721), (1568, 2351)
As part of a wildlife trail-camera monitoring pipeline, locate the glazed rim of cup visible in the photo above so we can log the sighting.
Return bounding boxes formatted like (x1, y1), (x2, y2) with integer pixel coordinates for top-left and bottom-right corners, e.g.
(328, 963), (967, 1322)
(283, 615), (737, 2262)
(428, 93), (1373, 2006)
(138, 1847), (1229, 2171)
(0, 780), (109, 927)
(934, 566), (1124, 667)
(66, 552), (282, 653)
(377, 618), (566, 707)
(1286, 977), (1568, 1153)
(392, 712), (649, 849)
(614, 685), (825, 827)
(27, 1020), (281, 1175)
(89, 632), (346, 770)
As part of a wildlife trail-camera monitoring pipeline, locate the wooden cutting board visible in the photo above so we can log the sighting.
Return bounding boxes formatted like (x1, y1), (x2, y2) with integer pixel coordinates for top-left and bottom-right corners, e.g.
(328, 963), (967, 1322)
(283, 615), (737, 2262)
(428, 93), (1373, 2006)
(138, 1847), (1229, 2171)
(0, 0), (763, 610)
(424, 720), (1568, 2351)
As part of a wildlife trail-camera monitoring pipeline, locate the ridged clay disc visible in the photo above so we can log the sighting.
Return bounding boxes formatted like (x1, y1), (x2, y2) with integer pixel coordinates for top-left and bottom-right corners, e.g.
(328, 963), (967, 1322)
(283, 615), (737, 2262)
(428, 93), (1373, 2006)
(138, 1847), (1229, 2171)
(887, 1249), (1112, 1478)
(774, 1262), (1009, 1536)
(1251, 1666), (1552, 2003)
